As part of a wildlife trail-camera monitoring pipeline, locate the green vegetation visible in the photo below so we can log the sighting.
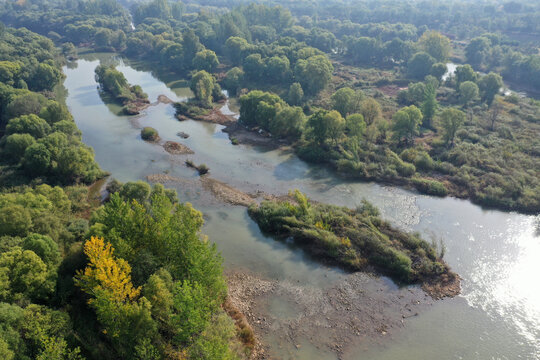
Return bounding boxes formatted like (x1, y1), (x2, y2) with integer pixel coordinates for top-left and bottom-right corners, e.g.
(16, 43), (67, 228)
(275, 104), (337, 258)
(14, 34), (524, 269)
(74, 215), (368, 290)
(94, 65), (149, 114)
(141, 127), (159, 141)
(249, 190), (457, 290)
(0, 22), (247, 360)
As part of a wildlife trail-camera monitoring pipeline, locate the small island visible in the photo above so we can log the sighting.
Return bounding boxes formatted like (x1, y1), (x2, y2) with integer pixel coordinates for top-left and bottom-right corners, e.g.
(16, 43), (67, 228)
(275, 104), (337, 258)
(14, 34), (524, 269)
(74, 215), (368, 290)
(95, 64), (149, 115)
(249, 190), (460, 298)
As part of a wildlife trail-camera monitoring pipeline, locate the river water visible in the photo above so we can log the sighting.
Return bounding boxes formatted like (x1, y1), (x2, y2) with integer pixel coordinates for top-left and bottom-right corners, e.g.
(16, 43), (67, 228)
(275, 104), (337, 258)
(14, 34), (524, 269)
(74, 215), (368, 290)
(63, 54), (540, 359)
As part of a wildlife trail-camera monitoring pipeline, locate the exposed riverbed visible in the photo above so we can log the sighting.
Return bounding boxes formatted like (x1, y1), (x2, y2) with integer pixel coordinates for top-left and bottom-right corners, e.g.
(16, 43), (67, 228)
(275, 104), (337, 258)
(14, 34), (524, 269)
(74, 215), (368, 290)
(63, 53), (540, 359)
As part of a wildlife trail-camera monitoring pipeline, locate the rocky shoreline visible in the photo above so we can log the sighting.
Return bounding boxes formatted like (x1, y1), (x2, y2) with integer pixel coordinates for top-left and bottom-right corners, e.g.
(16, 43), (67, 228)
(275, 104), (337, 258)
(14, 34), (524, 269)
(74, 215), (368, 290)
(226, 269), (434, 359)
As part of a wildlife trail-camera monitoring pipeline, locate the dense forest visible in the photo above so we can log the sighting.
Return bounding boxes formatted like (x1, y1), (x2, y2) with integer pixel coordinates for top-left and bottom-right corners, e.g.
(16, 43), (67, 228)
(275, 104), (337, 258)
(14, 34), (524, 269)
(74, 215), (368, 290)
(2, 0), (536, 212)
(0, 0), (538, 358)
(0, 17), (246, 360)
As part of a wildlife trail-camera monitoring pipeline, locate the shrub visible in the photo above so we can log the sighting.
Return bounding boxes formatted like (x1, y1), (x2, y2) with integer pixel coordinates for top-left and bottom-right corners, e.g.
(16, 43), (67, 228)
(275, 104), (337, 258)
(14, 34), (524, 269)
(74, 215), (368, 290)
(197, 164), (209, 175)
(414, 151), (434, 170)
(141, 127), (159, 141)
(412, 178), (448, 196)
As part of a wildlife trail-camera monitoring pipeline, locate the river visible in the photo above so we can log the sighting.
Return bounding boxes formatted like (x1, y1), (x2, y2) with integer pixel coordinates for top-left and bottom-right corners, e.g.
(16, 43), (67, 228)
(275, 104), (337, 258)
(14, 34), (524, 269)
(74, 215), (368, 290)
(63, 53), (540, 359)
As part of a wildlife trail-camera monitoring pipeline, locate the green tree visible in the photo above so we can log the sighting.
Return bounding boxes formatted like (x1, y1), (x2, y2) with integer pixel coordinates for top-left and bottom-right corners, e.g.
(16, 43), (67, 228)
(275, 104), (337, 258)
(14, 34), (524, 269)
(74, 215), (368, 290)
(23, 143), (51, 176)
(269, 105), (306, 139)
(421, 83), (437, 129)
(5, 93), (47, 120)
(40, 101), (73, 124)
(465, 37), (491, 67)
(223, 67), (244, 95)
(0, 247), (50, 302)
(294, 55), (334, 94)
(193, 50), (219, 72)
(331, 87), (363, 117)
(119, 181), (152, 204)
(455, 64), (477, 86)
(439, 108), (465, 146)
(408, 52), (436, 80)
(29, 64), (63, 92)
(287, 82), (304, 106)
(265, 56), (291, 83)
(182, 29), (202, 65)
(190, 71), (215, 107)
(95, 28), (114, 48)
(345, 114), (366, 138)
(224, 36), (249, 65)
(359, 98), (382, 126)
(239, 90), (284, 128)
(307, 110), (345, 145)
(478, 72), (503, 105)
(22, 233), (61, 266)
(0, 205), (32, 237)
(143, 270), (174, 326)
(418, 30), (451, 62)
(3, 133), (36, 162)
(170, 280), (214, 345)
(6, 114), (51, 138)
(392, 105), (423, 145)
(459, 81), (479, 107)
(431, 63), (447, 81)
(243, 53), (265, 81)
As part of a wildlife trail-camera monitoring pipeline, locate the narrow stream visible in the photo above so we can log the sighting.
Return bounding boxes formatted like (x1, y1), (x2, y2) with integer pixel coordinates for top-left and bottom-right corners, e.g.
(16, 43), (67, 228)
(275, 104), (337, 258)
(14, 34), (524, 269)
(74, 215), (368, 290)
(64, 53), (539, 359)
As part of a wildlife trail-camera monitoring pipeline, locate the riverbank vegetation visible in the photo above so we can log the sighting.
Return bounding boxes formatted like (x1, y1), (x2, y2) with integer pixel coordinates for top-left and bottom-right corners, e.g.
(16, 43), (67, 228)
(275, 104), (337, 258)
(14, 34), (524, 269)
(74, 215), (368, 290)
(94, 65), (149, 114)
(0, 23), (250, 360)
(249, 190), (459, 297)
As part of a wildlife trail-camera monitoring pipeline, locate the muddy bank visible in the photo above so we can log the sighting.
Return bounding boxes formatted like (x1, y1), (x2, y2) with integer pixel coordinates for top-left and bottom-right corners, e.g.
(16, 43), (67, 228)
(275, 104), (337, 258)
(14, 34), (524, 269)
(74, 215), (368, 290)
(176, 103), (236, 125)
(163, 141), (194, 155)
(200, 176), (258, 207)
(226, 269), (432, 359)
(223, 122), (286, 149)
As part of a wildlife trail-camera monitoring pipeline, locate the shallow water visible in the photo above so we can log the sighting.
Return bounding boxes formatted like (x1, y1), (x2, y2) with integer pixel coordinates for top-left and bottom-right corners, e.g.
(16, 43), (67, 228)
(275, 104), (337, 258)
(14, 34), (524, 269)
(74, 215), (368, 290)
(64, 53), (539, 359)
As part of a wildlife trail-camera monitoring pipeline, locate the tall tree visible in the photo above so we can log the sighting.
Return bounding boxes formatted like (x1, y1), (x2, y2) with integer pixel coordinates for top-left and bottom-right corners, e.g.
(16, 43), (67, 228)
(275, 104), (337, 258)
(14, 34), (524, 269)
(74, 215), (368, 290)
(478, 72), (503, 105)
(421, 83), (437, 129)
(392, 105), (423, 145)
(418, 31), (451, 62)
(439, 108), (465, 146)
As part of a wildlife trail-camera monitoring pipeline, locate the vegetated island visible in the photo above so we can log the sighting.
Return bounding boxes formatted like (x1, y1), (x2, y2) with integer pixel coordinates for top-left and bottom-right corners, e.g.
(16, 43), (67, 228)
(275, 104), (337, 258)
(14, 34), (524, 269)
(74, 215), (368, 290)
(248, 190), (460, 299)
(174, 70), (231, 124)
(95, 64), (149, 115)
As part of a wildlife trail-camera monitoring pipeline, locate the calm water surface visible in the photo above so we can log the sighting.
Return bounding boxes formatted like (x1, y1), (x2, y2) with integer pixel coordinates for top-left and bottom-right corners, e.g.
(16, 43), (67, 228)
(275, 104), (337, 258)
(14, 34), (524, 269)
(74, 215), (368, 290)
(64, 54), (540, 359)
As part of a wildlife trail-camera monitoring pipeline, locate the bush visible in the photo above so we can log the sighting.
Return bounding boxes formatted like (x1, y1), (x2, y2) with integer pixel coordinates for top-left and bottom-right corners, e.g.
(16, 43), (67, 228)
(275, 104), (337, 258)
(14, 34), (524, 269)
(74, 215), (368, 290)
(412, 178), (448, 196)
(141, 127), (159, 141)
(414, 151), (434, 170)
(197, 164), (209, 175)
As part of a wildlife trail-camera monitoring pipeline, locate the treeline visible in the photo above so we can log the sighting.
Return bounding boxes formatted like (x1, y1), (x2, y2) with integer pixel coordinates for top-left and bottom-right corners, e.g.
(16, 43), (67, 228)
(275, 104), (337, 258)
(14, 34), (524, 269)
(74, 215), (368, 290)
(0, 0), (131, 51)
(182, 0), (540, 42)
(237, 63), (540, 213)
(0, 27), (102, 185)
(0, 24), (246, 359)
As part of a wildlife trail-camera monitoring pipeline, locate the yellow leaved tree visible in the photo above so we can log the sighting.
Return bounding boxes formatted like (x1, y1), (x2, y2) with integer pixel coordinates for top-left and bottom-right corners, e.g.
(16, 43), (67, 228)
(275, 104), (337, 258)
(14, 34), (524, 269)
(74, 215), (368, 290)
(74, 237), (156, 358)
(75, 236), (140, 303)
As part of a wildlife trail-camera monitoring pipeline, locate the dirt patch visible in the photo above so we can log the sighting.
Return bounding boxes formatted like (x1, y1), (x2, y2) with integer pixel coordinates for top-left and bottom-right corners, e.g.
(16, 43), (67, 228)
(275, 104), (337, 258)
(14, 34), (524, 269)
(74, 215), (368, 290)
(223, 122), (285, 149)
(422, 273), (461, 300)
(177, 105), (236, 125)
(378, 85), (407, 97)
(157, 94), (174, 104)
(200, 177), (258, 207)
(163, 141), (194, 155)
(124, 99), (151, 115)
(146, 174), (194, 184)
(226, 269), (432, 359)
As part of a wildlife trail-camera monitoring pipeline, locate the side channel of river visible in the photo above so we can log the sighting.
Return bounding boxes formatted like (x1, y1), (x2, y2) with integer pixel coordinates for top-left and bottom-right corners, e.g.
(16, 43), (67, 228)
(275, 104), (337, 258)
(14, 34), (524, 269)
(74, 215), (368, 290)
(63, 53), (539, 359)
